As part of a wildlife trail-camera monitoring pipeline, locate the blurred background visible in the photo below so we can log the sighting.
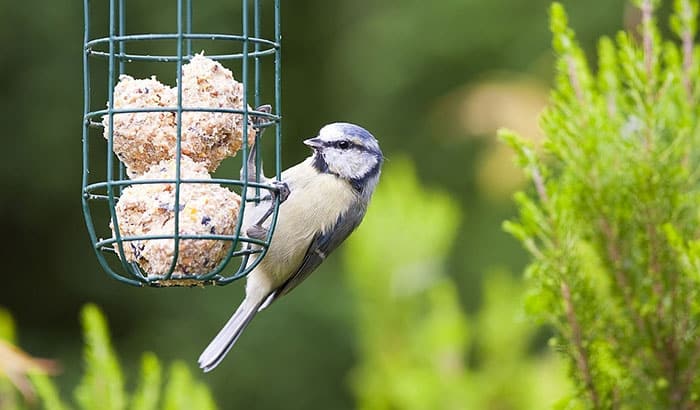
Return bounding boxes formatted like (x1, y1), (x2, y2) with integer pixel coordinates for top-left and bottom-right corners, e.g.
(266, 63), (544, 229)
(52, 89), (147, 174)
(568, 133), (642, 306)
(0, 0), (635, 408)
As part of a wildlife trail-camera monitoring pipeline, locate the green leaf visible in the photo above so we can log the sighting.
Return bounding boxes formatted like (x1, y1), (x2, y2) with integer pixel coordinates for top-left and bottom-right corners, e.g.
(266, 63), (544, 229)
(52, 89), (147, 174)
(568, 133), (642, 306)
(162, 362), (217, 410)
(74, 304), (126, 410)
(0, 308), (16, 343)
(129, 353), (161, 410)
(28, 371), (71, 410)
(506, 0), (700, 407)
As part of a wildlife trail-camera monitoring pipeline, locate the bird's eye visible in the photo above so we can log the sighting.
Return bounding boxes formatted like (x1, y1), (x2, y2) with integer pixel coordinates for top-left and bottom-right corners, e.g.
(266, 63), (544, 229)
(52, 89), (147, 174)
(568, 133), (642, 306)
(336, 140), (350, 149)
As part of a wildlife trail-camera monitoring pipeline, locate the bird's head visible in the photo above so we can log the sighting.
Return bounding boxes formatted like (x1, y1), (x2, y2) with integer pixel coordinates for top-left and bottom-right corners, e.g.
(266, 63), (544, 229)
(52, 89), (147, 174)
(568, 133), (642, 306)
(304, 123), (383, 193)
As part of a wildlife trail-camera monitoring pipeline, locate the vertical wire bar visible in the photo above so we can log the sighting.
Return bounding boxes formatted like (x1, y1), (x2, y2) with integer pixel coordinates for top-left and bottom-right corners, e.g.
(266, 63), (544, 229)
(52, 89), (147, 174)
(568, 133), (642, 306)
(195, 0), (255, 282)
(83, 0), (142, 287)
(225, 0), (281, 283)
(82, 0), (96, 266)
(266, 0), (282, 252)
(198, 1), (250, 282)
(117, 0), (126, 190)
(185, 0), (192, 56)
(118, 0), (125, 74)
(106, 0), (134, 278)
(164, 0), (186, 280)
(237, 0), (251, 270)
(274, 0), (281, 181)
(82, 0), (91, 200)
(254, 0), (261, 108)
(253, 0), (261, 200)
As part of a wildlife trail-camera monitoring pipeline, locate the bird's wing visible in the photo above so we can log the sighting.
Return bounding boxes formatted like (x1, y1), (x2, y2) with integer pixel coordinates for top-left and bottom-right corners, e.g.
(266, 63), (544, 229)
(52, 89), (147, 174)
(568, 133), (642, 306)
(261, 203), (367, 309)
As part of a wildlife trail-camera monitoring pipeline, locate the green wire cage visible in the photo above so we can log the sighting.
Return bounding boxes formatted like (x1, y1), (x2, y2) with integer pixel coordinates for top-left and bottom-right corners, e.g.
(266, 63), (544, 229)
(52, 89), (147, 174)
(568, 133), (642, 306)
(82, 0), (282, 287)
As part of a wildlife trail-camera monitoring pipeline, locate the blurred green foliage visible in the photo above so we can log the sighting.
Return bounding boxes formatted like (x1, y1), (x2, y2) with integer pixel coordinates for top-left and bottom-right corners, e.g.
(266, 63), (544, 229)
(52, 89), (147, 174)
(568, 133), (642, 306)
(505, 0), (700, 407)
(345, 160), (568, 409)
(0, 309), (21, 410)
(0, 305), (217, 410)
(0, 0), (638, 408)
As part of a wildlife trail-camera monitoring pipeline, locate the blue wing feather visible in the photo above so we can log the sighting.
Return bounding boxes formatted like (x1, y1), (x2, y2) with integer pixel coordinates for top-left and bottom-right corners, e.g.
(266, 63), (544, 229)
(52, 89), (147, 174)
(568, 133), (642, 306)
(264, 204), (367, 305)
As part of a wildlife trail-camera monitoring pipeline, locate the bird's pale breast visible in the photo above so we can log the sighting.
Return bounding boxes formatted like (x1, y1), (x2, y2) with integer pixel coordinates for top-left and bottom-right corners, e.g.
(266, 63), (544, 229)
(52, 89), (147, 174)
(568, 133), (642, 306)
(244, 159), (357, 289)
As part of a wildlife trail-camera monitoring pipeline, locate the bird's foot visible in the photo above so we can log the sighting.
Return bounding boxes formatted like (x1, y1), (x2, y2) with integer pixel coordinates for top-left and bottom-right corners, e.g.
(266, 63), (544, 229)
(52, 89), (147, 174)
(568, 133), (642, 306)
(245, 181), (290, 240)
(272, 180), (290, 203)
(246, 224), (269, 241)
(253, 104), (272, 128)
(242, 104), (273, 183)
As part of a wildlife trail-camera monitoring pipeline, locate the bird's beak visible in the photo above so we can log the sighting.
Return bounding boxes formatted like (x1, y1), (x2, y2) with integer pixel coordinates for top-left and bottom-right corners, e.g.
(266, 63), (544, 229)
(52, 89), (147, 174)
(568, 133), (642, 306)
(303, 137), (323, 149)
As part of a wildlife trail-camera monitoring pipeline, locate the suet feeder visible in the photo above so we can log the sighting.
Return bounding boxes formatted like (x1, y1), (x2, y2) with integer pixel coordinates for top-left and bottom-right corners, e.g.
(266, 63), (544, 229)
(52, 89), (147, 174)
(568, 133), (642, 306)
(81, 0), (282, 287)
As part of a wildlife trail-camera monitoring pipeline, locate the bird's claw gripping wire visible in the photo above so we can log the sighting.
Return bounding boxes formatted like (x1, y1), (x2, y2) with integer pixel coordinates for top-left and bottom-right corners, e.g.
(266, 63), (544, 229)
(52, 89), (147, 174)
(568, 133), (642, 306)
(246, 180), (289, 240)
(243, 104), (289, 241)
(244, 104), (273, 183)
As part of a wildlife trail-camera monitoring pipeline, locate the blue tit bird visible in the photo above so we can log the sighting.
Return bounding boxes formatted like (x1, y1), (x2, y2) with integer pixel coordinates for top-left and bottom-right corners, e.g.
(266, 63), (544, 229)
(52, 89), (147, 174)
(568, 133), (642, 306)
(198, 121), (383, 372)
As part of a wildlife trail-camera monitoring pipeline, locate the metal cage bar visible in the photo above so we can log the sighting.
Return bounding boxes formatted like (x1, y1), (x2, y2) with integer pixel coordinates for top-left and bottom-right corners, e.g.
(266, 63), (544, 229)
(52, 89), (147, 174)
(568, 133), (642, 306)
(82, 0), (282, 287)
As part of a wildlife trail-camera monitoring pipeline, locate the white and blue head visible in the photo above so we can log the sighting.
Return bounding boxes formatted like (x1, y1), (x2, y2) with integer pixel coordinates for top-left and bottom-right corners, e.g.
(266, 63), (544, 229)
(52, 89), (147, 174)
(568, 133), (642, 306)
(304, 123), (383, 194)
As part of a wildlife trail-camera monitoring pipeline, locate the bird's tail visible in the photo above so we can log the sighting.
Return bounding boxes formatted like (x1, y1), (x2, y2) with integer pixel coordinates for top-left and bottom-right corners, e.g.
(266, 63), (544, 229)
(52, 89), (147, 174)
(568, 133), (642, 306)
(198, 297), (265, 372)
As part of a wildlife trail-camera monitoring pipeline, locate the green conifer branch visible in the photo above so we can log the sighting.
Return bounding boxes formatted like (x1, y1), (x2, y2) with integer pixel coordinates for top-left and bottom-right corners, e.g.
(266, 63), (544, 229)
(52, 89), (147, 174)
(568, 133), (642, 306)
(504, 1), (700, 407)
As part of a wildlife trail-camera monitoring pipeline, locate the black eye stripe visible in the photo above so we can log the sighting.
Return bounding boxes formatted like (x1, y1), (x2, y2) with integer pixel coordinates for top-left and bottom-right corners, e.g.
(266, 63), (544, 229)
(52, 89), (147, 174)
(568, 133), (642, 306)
(322, 140), (355, 149)
(320, 139), (379, 155)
